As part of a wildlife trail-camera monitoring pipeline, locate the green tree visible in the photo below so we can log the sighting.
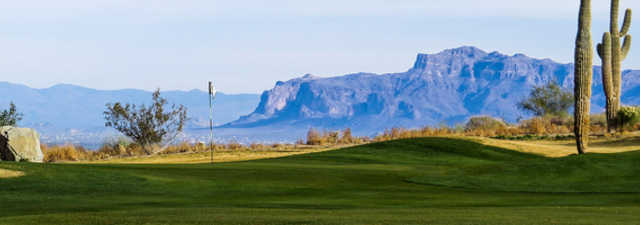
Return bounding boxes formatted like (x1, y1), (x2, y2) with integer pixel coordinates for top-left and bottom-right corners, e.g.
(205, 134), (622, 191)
(617, 106), (640, 130)
(104, 89), (188, 155)
(517, 82), (574, 117)
(0, 102), (23, 127)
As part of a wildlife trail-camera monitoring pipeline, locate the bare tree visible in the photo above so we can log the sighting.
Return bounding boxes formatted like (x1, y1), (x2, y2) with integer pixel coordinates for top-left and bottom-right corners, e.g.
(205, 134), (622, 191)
(104, 89), (187, 155)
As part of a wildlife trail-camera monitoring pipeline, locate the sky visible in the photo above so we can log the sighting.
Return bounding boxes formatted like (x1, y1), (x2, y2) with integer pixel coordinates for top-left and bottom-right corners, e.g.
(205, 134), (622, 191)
(0, 0), (638, 94)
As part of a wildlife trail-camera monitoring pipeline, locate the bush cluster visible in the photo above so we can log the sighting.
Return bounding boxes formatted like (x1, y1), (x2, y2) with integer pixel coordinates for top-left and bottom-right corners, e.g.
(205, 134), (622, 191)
(618, 106), (640, 130)
(42, 145), (91, 162)
(372, 126), (454, 142)
(304, 128), (368, 146)
(365, 114), (613, 143)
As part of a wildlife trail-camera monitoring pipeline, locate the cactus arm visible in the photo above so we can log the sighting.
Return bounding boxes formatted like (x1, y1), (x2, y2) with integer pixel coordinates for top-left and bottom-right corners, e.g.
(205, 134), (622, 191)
(622, 34), (632, 60)
(621, 9), (632, 35)
(597, 43), (604, 58)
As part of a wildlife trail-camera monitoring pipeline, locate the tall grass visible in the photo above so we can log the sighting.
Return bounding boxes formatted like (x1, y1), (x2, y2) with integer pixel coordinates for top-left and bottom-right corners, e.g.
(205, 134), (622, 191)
(369, 115), (612, 142)
(42, 145), (90, 162)
(43, 140), (309, 163)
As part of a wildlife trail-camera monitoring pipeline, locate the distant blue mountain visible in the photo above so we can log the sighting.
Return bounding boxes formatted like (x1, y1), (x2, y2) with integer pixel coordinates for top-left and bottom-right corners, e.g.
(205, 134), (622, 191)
(227, 46), (640, 134)
(5, 46), (640, 147)
(0, 83), (259, 135)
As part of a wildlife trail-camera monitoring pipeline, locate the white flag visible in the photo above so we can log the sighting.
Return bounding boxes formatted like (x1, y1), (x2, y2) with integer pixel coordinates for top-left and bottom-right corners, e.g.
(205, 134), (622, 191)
(209, 82), (217, 100)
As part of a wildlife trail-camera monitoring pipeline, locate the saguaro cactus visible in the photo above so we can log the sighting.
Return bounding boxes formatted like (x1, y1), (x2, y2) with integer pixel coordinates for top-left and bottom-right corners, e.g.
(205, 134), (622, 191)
(574, 0), (593, 154)
(597, 0), (632, 132)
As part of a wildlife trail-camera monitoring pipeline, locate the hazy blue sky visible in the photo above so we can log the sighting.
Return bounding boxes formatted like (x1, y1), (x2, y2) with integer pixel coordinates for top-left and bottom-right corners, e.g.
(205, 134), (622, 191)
(0, 0), (638, 93)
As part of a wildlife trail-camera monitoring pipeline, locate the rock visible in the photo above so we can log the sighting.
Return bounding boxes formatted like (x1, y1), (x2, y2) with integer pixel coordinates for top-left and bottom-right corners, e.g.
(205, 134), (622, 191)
(0, 126), (44, 162)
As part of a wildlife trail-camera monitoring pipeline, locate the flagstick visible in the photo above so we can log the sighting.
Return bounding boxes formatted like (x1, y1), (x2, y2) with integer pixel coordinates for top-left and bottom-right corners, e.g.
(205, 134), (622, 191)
(208, 81), (214, 164)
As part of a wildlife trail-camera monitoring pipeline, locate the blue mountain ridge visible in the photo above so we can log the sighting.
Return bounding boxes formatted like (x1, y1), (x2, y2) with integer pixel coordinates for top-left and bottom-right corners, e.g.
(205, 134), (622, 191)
(227, 46), (640, 135)
(0, 83), (259, 146)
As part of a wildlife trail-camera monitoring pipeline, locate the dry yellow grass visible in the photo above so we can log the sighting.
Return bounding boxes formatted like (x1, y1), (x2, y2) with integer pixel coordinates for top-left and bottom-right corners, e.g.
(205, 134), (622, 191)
(89, 145), (351, 164)
(70, 134), (640, 164)
(0, 169), (24, 178)
(465, 134), (640, 157)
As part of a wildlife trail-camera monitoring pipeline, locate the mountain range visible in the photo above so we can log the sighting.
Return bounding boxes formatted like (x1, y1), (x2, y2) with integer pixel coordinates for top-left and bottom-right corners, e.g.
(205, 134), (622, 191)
(0, 83), (259, 146)
(227, 46), (640, 134)
(3, 46), (640, 147)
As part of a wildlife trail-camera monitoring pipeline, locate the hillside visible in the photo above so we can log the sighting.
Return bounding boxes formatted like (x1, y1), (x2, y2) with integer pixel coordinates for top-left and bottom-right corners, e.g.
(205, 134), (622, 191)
(1, 138), (639, 224)
(228, 46), (640, 135)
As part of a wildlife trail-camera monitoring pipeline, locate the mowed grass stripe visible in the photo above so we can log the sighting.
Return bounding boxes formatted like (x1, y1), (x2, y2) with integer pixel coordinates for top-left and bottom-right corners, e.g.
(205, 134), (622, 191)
(1, 207), (639, 225)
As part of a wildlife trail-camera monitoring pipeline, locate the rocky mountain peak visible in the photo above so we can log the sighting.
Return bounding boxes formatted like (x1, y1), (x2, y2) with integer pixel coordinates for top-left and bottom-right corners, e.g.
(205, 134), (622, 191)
(227, 46), (640, 135)
(412, 46), (489, 72)
(302, 74), (316, 79)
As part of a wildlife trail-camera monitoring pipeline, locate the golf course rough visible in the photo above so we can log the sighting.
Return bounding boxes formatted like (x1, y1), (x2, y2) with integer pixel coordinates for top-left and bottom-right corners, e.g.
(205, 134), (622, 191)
(0, 169), (23, 179)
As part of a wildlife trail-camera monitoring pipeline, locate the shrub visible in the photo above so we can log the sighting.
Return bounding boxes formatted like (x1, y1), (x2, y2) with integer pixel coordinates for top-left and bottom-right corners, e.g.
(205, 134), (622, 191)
(325, 131), (340, 144)
(271, 143), (284, 150)
(465, 116), (506, 131)
(195, 142), (207, 152)
(226, 141), (244, 151)
(249, 143), (265, 150)
(520, 117), (550, 135)
(162, 142), (195, 154)
(339, 128), (354, 144)
(618, 106), (640, 131)
(390, 128), (402, 139)
(306, 128), (322, 145)
(104, 89), (188, 155)
(43, 145), (90, 162)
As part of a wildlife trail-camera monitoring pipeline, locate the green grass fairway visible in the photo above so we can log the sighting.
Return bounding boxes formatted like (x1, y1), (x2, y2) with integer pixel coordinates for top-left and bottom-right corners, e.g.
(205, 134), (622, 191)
(1, 138), (640, 224)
